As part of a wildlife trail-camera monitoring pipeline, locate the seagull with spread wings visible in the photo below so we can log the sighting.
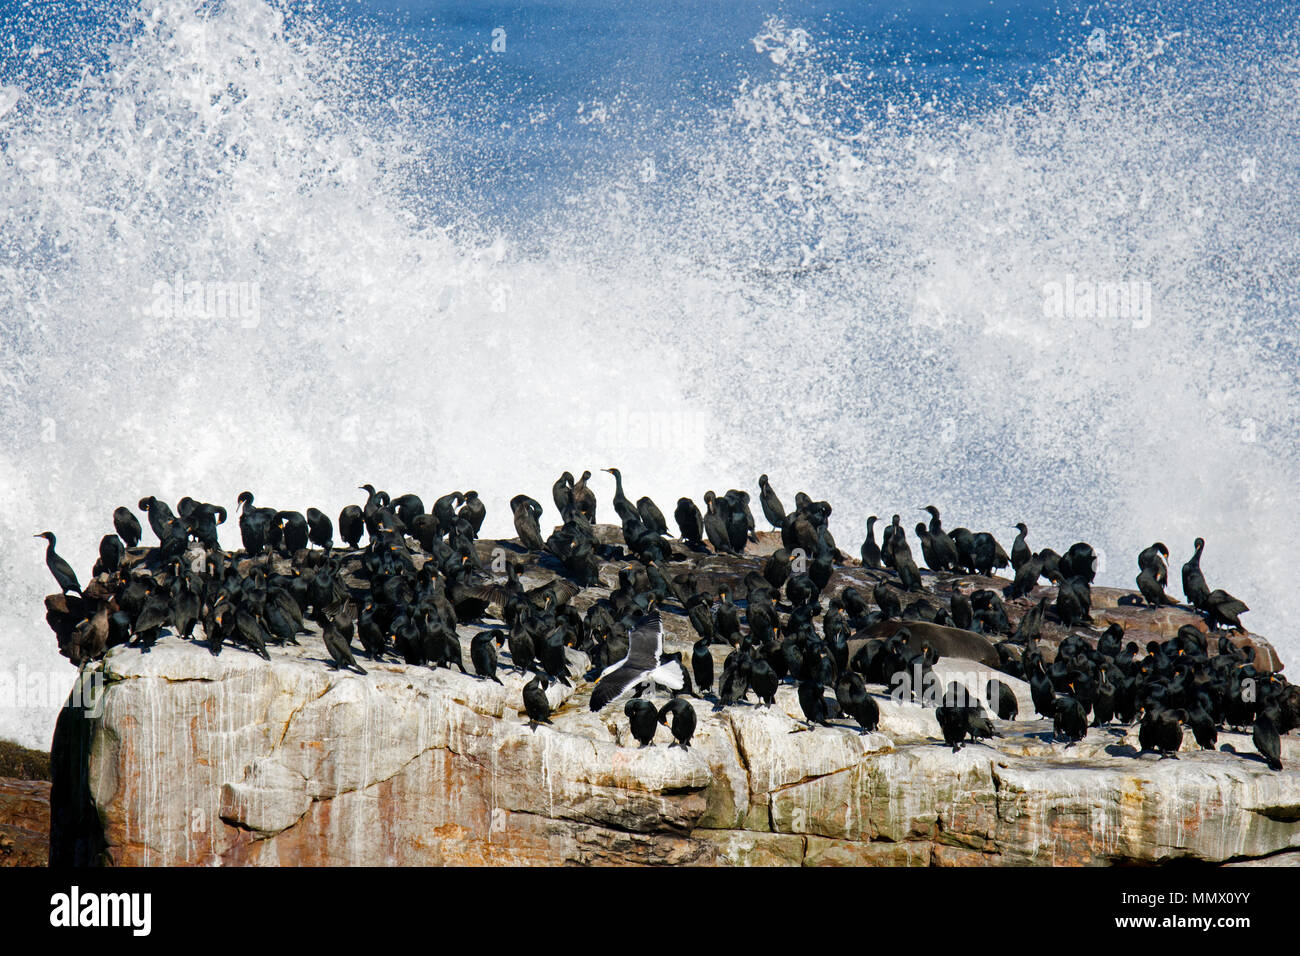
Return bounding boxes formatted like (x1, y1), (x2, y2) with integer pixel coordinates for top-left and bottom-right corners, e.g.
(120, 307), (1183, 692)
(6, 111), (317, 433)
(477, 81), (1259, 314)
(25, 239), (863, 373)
(589, 611), (685, 711)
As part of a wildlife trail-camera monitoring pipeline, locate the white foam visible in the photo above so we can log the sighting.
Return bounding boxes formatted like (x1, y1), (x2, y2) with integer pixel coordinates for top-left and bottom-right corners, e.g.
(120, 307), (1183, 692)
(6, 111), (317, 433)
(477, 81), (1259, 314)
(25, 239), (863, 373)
(0, 4), (1295, 748)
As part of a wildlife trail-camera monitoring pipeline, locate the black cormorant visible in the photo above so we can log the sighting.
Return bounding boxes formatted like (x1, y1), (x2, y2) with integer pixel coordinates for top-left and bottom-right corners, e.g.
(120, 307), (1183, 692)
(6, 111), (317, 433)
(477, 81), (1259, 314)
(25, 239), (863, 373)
(113, 506), (142, 548)
(625, 698), (659, 747)
(35, 532), (81, 595)
(523, 674), (552, 728)
(757, 474), (786, 530)
(658, 698), (697, 748)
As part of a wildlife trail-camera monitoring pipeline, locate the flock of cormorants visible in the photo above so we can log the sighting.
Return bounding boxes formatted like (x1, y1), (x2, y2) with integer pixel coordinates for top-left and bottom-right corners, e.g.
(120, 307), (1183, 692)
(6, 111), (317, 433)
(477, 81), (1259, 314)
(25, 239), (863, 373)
(37, 471), (1294, 771)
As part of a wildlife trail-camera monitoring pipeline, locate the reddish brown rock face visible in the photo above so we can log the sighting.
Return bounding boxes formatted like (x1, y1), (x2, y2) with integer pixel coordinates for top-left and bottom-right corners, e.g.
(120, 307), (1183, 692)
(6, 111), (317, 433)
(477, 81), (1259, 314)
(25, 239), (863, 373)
(0, 778), (51, 867)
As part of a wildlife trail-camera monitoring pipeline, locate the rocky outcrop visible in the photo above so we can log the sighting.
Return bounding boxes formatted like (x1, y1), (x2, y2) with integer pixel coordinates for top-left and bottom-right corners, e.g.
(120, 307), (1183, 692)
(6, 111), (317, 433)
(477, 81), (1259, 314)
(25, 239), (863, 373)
(46, 527), (1297, 866)
(50, 630), (1300, 867)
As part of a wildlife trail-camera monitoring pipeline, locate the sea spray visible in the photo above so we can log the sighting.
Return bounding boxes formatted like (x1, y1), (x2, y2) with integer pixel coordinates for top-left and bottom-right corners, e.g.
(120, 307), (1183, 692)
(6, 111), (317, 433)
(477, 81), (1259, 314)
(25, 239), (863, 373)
(1, 1), (1297, 749)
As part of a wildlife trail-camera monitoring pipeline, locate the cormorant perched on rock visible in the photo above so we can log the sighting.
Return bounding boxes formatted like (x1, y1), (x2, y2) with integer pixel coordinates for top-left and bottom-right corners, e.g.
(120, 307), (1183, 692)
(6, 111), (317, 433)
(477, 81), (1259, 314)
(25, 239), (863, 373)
(359, 484), (394, 538)
(177, 498), (226, 550)
(1055, 576), (1092, 628)
(947, 527), (974, 573)
(113, 506), (142, 548)
(236, 491), (276, 555)
(658, 698), (697, 748)
(1180, 538), (1249, 630)
(674, 497), (704, 545)
(750, 654), (778, 707)
(471, 631), (503, 684)
(338, 503), (364, 549)
(936, 685), (972, 751)
(390, 494), (425, 528)
(571, 471), (597, 523)
(1011, 523), (1030, 572)
(277, 510), (309, 553)
(860, 516), (881, 570)
(987, 679), (1018, 720)
(458, 491), (486, 536)
(836, 671), (880, 732)
(523, 674), (552, 728)
(511, 494), (546, 551)
(921, 506), (959, 572)
(137, 496), (178, 543)
(35, 532), (81, 595)
(97, 534), (124, 575)
(720, 492), (751, 552)
(323, 619), (367, 675)
(757, 474), (786, 530)
(1092, 666), (1116, 727)
(691, 636), (714, 695)
(797, 680), (833, 726)
(430, 491), (462, 538)
(233, 606), (272, 660)
(1181, 538), (1211, 607)
(762, 549), (791, 590)
(1186, 696), (1217, 750)
(1029, 660), (1056, 719)
(887, 517), (923, 592)
(970, 532), (1009, 577)
(1005, 552), (1043, 600)
(306, 508), (333, 551)
(357, 604), (386, 662)
(713, 588), (743, 646)
(602, 468), (638, 524)
(1138, 542), (1169, 584)
(625, 698), (659, 747)
(915, 522), (939, 572)
(871, 581), (901, 621)
(1058, 542), (1097, 584)
(702, 491), (735, 555)
(1139, 707), (1185, 758)
(725, 490), (758, 544)
(552, 471), (574, 518)
(1254, 711), (1283, 770)
(1013, 596), (1050, 645)
(636, 496), (669, 536)
(1137, 542), (1176, 606)
(1204, 589), (1249, 632)
(1053, 693), (1088, 744)
(966, 708), (999, 744)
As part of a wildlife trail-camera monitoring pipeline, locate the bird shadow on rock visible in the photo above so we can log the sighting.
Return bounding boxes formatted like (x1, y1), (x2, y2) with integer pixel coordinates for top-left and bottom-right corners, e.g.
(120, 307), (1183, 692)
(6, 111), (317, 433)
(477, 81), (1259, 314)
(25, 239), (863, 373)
(1225, 745), (1270, 766)
(1105, 743), (1139, 758)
